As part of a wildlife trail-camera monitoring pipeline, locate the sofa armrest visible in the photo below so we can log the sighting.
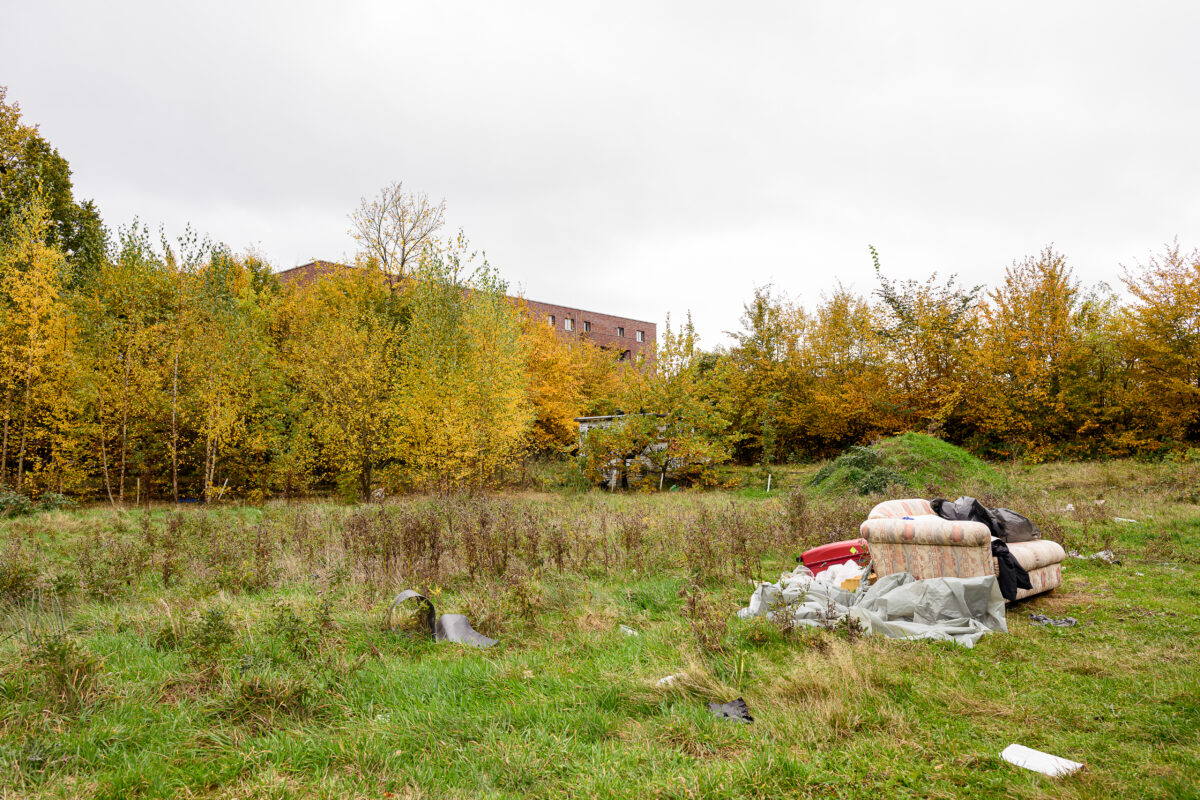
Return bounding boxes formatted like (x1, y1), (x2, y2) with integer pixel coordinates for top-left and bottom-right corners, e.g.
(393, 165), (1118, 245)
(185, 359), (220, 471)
(867, 498), (936, 519)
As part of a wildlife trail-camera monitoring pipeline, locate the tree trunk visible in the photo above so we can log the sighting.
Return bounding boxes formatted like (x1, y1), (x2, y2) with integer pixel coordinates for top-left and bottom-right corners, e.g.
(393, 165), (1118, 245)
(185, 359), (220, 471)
(1, 384), (11, 484)
(119, 347), (130, 504)
(204, 432), (214, 504)
(15, 349), (34, 491)
(98, 393), (115, 505)
(171, 349), (179, 503)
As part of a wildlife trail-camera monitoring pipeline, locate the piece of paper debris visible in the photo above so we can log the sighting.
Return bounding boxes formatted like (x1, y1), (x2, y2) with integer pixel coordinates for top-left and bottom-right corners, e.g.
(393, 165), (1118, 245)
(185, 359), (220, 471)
(1001, 744), (1084, 777)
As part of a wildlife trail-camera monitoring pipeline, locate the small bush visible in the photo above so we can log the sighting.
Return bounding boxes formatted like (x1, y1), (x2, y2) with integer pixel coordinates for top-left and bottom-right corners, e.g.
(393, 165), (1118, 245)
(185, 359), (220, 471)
(264, 601), (332, 660)
(221, 673), (318, 728)
(0, 553), (38, 606)
(679, 583), (729, 655)
(28, 634), (103, 709)
(188, 606), (235, 660)
(77, 530), (151, 599)
(810, 445), (908, 495)
(0, 484), (35, 518)
(49, 571), (77, 599)
(36, 493), (75, 513)
(0, 486), (76, 518)
(782, 488), (810, 537)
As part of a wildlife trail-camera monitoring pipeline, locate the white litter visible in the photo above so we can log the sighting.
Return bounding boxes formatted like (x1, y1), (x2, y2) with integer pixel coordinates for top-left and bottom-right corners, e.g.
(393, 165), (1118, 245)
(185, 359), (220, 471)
(1000, 744), (1084, 777)
(1068, 549), (1119, 564)
(812, 558), (866, 587)
(1064, 503), (1075, 512)
(656, 673), (686, 686)
(1114, 517), (1137, 523)
(619, 625), (639, 637)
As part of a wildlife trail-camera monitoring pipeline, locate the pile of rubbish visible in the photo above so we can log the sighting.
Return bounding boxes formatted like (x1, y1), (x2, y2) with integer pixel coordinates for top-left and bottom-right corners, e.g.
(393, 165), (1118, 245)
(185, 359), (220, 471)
(738, 560), (1007, 648)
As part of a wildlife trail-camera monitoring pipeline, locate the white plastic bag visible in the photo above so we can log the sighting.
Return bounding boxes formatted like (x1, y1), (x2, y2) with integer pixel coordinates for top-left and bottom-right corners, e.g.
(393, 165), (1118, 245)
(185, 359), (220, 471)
(1000, 744), (1084, 777)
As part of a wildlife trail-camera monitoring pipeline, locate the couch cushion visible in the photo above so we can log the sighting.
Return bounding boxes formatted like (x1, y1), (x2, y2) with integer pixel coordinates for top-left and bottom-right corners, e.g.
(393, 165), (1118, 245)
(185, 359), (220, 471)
(1007, 539), (1067, 572)
(862, 516), (991, 547)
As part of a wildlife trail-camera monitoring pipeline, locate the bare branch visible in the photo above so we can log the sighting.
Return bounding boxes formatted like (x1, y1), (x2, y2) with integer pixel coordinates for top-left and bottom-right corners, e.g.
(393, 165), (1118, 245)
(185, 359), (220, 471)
(350, 181), (447, 290)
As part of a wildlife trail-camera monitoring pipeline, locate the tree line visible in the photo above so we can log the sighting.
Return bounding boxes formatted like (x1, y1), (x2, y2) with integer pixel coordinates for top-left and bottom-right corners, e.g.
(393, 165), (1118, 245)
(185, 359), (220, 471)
(722, 242), (1199, 464)
(3, 86), (1199, 503)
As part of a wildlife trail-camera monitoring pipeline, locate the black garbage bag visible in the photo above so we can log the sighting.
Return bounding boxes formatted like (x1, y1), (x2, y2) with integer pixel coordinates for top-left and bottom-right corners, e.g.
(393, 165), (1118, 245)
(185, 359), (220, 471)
(931, 496), (1041, 543)
(991, 508), (1041, 543)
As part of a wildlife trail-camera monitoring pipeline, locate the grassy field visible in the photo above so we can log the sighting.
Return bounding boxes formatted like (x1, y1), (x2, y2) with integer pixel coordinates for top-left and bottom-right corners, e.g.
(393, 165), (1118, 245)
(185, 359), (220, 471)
(1, 459), (1198, 799)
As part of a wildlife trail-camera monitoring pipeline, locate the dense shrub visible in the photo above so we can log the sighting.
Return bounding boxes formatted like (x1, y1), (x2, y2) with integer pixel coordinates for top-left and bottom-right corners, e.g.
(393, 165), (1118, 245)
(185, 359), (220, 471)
(0, 485), (35, 518)
(0, 552), (38, 606)
(810, 446), (908, 496)
(0, 486), (78, 518)
(28, 634), (104, 709)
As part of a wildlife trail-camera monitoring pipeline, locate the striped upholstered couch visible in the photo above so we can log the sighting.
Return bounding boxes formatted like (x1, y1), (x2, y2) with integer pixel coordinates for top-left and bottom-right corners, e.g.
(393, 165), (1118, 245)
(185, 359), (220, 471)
(860, 498), (1066, 601)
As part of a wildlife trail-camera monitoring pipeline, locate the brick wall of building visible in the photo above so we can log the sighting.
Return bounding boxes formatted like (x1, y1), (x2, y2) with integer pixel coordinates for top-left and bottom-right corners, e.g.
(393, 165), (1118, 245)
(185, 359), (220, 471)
(277, 262), (657, 359)
(518, 298), (656, 360)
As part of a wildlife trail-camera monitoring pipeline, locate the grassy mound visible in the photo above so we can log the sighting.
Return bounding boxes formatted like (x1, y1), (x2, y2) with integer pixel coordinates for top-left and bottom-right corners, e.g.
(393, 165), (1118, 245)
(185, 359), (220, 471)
(810, 432), (1007, 496)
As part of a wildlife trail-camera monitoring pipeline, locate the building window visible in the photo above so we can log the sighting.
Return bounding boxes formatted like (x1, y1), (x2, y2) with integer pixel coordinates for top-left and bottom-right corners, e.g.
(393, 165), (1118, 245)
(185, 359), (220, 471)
(583, 320), (591, 333)
(636, 330), (645, 342)
(564, 318), (574, 331)
(547, 314), (555, 326)
(617, 326), (625, 337)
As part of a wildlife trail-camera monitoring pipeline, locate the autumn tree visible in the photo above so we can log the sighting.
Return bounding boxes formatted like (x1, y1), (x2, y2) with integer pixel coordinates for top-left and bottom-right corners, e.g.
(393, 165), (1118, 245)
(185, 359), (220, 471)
(964, 247), (1129, 459)
(583, 314), (736, 488)
(724, 286), (799, 464)
(0, 86), (106, 284)
(786, 286), (893, 456)
(521, 305), (625, 455)
(0, 199), (75, 492)
(871, 246), (982, 438)
(392, 249), (533, 491)
(181, 248), (283, 502)
(1120, 241), (1200, 445)
(287, 265), (400, 499)
(350, 181), (446, 293)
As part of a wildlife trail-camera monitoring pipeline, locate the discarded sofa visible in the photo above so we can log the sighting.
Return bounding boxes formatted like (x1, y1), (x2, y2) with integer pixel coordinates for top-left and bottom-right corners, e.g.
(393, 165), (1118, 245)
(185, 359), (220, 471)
(860, 498), (1066, 602)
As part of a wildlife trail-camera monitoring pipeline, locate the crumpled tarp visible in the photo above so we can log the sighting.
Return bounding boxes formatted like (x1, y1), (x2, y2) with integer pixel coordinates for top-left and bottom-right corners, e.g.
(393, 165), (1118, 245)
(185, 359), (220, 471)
(737, 564), (1007, 648)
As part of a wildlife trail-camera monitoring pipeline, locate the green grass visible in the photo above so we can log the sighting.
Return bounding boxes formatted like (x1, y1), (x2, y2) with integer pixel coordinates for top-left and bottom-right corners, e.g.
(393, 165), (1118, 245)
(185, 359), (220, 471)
(1, 462), (1198, 798)
(810, 433), (1009, 497)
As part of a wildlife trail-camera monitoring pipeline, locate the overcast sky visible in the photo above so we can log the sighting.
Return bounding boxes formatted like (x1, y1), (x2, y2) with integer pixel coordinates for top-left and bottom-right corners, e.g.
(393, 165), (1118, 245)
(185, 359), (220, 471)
(4, 1), (1198, 345)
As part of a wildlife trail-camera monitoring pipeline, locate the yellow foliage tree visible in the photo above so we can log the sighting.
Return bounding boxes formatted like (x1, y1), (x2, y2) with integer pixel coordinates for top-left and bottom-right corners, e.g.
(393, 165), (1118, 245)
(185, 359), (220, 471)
(288, 267), (399, 500)
(392, 254), (533, 491)
(1121, 241), (1200, 445)
(787, 286), (892, 455)
(0, 199), (77, 492)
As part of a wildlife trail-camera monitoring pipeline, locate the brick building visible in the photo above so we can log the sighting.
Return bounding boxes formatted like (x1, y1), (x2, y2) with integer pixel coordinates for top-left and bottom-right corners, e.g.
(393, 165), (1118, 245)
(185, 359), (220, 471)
(277, 261), (657, 360)
(518, 297), (655, 361)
